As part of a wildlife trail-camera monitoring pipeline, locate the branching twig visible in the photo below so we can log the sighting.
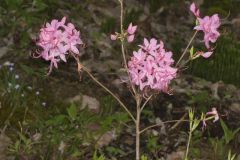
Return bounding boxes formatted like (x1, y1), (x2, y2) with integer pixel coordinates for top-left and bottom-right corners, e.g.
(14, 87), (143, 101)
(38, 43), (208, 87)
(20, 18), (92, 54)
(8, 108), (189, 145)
(140, 95), (153, 112)
(118, 0), (137, 96)
(140, 119), (190, 134)
(176, 30), (198, 67)
(170, 112), (188, 131)
(81, 65), (136, 123)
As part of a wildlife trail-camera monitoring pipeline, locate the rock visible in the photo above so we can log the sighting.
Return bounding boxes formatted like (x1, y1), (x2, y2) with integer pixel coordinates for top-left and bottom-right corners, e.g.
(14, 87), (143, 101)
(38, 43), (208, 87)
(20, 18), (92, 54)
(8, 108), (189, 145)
(32, 133), (42, 142)
(0, 133), (13, 160)
(0, 47), (8, 58)
(166, 150), (185, 160)
(82, 95), (100, 113)
(96, 130), (117, 148)
(58, 141), (66, 154)
(229, 103), (240, 114)
(210, 82), (220, 100)
(68, 95), (100, 113)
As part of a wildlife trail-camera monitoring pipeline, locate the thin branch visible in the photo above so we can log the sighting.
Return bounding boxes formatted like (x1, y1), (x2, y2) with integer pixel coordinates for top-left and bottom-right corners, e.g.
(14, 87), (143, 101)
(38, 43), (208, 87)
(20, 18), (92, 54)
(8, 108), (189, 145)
(176, 30), (198, 67)
(140, 95), (153, 112)
(140, 119), (190, 134)
(169, 112), (188, 131)
(81, 65), (136, 123)
(118, 0), (137, 96)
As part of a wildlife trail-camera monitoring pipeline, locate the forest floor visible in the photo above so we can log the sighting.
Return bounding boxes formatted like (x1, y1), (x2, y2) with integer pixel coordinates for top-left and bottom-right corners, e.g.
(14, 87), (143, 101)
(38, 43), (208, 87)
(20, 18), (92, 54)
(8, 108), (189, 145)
(0, 0), (240, 159)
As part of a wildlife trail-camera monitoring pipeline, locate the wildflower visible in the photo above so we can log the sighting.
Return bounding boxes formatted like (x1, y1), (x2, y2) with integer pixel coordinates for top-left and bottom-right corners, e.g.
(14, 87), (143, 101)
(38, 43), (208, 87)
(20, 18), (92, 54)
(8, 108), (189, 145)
(190, 3), (221, 49)
(128, 38), (177, 93)
(206, 107), (219, 122)
(21, 93), (25, 97)
(36, 91), (40, 95)
(36, 17), (83, 74)
(195, 15), (221, 49)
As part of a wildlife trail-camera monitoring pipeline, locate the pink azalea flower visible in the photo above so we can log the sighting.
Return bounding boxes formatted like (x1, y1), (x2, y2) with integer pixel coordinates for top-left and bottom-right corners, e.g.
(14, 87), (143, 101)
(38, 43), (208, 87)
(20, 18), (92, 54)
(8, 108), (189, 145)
(194, 14), (221, 48)
(190, 3), (200, 17)
(190, 3), (221, 49)
(36, 17), (83, 74)
(128, 38), (177, 93)
(206, 107), (219, 122)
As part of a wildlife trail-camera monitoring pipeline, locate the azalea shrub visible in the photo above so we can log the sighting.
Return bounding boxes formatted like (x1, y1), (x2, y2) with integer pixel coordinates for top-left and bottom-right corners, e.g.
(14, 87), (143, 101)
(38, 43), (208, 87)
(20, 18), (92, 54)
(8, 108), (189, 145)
(34, 1), (224, 160)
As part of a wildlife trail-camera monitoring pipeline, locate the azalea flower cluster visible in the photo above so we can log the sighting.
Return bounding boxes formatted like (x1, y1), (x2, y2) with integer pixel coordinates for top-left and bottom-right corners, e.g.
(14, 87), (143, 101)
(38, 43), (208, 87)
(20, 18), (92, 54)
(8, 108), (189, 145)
(37, 17), (83, 73)
(111, 23), (137, 43)
(128, 38), (177, 92)
(190, 3), (221, 58)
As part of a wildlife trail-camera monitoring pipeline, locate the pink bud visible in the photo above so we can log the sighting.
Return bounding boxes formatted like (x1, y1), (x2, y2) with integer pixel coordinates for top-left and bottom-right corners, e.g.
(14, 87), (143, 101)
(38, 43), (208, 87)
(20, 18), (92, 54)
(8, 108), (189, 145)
(190, 2), (200, 17)
(110, 34), (117, 41)
(127, 23), (137, 35)
(201, 51), (213, 58)
(127, 35), (135, 43)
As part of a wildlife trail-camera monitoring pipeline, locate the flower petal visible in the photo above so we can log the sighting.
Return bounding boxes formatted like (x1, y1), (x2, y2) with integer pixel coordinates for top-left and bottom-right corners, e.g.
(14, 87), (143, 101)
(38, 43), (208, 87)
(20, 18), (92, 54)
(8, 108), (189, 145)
(201, 51), (213, 58)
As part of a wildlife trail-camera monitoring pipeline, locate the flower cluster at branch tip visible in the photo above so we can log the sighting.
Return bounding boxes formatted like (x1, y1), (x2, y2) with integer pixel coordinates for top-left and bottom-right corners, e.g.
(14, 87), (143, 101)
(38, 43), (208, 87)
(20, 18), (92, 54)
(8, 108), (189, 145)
(36, 17), (83, 74)
(190, 3), (221, 58)
(111, 23), (137, 43)
(128, 38), (177, 93)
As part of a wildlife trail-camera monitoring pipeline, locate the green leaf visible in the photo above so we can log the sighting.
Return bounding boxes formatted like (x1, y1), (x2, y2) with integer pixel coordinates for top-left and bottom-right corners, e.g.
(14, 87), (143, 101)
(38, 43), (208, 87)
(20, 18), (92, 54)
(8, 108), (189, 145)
(192, 119), (201, 131)
(93, 151), (105, 160)
(141, 155), (148, 160)
(67, 104), (77, 121)
(46, 115), (66, 126)
(220, 119), (234, 144)
(190, 46), (194, 59)
(228, 150), (236, 160)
